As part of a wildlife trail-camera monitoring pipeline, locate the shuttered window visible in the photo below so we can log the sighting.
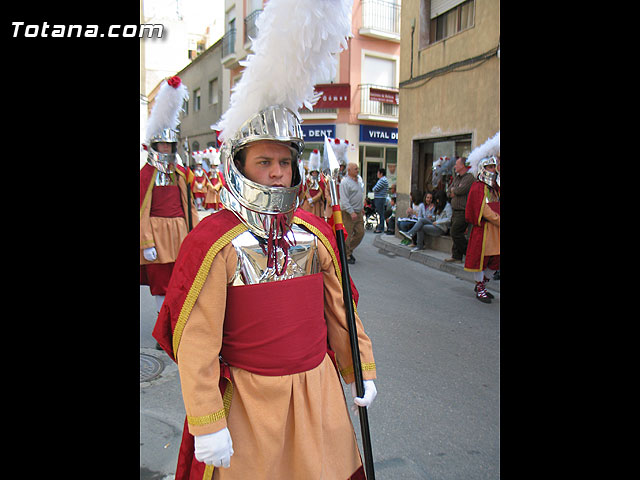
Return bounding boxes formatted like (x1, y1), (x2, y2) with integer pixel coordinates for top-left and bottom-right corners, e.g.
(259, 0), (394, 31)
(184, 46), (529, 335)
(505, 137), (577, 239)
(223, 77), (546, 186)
(431, 0), (467, 19)
(429, 0), (474, 44)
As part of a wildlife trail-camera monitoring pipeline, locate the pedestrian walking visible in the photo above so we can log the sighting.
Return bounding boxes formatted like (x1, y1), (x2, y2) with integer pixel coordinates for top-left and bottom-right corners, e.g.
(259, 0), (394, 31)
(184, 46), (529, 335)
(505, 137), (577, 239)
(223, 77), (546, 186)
(340, 162), (365, 264)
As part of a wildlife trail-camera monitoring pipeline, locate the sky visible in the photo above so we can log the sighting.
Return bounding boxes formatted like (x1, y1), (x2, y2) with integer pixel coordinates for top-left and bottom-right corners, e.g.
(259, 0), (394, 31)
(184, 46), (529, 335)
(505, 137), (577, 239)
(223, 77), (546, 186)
(144, 0), (224, 38)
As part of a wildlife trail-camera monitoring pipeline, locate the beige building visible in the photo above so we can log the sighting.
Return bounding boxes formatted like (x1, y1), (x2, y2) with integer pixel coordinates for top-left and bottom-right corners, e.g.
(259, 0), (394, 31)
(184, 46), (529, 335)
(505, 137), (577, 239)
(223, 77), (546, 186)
(397, 0), (499, 208)
(174, 38), (228, 161)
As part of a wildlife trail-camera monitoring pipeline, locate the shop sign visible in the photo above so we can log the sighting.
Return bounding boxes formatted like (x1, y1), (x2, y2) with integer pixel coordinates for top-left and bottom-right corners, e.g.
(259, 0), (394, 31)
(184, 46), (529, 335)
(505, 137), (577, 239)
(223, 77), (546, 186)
(301, 124), (336, 141)
(313, 83), (350, 108)
(369, 87), (399, 105)
(359, 125), (398, 144)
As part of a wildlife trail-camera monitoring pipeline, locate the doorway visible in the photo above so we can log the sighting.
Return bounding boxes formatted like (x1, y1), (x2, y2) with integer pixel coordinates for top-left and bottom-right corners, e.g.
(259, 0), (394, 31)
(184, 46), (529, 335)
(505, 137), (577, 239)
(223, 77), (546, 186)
(412, 134), (472, 194)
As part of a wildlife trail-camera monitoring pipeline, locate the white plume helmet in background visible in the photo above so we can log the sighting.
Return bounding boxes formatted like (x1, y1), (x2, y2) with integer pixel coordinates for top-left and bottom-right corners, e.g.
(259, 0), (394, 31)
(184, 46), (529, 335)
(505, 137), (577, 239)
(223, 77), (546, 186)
(321, 137), (349, 172)
(214, 0), (354, 142)
(308, 149), (321, 172)
(145, 76), (189, 144)
(467, 131), (500, 176)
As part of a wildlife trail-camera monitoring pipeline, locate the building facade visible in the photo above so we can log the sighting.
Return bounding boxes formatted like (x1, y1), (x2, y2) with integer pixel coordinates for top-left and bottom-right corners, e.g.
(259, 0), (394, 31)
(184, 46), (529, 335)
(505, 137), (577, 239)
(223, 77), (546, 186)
(398, 0), (499, 208)
(220, 0), (402, 195)
(173, 38), (228, 164)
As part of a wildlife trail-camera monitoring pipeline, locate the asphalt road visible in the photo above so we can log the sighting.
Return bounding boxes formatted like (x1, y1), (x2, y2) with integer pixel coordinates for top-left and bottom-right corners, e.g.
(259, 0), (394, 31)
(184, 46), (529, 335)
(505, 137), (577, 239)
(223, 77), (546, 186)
(140, 227), (500, 479)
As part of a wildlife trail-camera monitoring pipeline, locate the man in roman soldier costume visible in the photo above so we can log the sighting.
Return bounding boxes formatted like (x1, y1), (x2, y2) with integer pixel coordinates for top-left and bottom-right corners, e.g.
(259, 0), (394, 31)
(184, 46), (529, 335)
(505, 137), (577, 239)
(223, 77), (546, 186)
(140, 76), (199, 321)
(301, 148), (328, 219)
(153, 1), (377, 478)
(464, 131), (500, 303)
(192, 158), (208, 211)
(204, 150), (223, 211)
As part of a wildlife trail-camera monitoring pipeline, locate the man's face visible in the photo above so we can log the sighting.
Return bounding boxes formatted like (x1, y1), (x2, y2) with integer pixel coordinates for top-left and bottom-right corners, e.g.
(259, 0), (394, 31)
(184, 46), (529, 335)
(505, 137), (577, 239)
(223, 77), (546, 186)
(454, 158), (466, 175)
(347, 163), (359, 178)
(156, 142), (173, 154)
(241, 141), (294, 187)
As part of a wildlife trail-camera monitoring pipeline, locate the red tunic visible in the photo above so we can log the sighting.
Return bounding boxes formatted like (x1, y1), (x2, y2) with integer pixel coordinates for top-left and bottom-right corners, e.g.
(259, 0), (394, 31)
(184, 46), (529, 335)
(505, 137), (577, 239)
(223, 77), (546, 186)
(464, 181), (500, 272)
(140, 163), (196, 295)
(152, 209), (367, 480)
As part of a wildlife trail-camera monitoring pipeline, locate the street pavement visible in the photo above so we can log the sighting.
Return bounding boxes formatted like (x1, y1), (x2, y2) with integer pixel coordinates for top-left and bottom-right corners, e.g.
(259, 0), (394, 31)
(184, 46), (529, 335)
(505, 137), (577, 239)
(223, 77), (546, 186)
(140, 223), (500, 479)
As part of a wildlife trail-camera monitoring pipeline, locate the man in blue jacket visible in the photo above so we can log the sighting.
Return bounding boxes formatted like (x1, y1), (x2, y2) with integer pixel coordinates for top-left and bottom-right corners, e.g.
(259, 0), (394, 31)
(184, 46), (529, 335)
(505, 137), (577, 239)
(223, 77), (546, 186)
(372, 167), (389, 233)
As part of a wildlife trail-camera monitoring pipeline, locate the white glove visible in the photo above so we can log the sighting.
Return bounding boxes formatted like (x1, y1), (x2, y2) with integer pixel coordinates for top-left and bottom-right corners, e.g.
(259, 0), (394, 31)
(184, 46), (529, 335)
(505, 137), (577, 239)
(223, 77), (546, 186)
(194, 427), (234, 468)
(143, 247), (157, 262)
(350, 380), (377, 414)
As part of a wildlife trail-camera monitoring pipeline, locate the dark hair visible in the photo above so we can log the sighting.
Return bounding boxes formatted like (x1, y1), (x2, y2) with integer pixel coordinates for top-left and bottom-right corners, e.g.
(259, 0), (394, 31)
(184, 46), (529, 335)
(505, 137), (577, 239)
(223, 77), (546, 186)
(378, 167), (386, 176)
(433, 189), (448, 214)
(410, 189), (423, 205)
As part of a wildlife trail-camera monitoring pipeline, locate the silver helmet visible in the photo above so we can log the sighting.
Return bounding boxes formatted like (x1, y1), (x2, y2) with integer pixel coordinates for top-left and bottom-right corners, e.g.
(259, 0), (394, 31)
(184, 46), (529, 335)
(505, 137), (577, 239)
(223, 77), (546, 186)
(144, 76), (189, 181)
(147, 128), (179, 175)
(477, 156), (498, 187)
(219, 105), (305, 238)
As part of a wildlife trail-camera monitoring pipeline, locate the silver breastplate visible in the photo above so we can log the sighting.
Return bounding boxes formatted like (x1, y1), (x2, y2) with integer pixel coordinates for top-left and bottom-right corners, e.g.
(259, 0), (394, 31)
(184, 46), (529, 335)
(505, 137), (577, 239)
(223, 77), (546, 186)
(155, 171), (177, 186)
(230, 224), (319, 285)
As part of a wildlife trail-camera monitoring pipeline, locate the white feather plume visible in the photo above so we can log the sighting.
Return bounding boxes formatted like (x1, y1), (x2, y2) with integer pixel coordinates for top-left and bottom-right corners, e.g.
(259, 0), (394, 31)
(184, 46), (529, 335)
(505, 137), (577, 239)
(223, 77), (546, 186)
(308, 149), (321, 171)
(467, 131), (500, 176)
(145, 78), (189, 143)
(215, 0), (354, 141)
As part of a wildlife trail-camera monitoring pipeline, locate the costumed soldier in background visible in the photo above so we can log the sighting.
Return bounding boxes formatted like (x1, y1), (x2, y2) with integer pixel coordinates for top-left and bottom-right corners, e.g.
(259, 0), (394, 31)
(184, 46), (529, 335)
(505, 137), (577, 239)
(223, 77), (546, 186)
(464, 132), (500, 303)
(204, 149), (223, 211)
(324, 137), (350, 220)
(140, 76), (199, 331)
(153, 1), (377, 478)
(192, 158), (208, 211)
(301, 148), (327, 218)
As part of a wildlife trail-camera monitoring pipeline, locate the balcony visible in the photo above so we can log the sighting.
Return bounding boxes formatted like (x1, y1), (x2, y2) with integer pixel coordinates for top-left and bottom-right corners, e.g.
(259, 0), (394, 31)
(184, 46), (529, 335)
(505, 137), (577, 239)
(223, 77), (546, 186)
(244, 9), (262, 48)
(357, 84), (399, 123)
(359, 0), (401, 42)
(221, 28), (237, 67)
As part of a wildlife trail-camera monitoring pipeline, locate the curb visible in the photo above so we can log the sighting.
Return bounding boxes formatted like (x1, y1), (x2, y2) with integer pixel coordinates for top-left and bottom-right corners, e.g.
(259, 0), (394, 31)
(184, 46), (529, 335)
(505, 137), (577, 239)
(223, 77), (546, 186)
(372, 234), (500, 293)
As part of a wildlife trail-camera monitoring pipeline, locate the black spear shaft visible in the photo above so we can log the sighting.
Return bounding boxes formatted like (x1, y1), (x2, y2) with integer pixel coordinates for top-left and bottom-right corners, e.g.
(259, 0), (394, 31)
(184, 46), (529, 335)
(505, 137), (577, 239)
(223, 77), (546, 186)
(323, 157), (375, 479)
(333, 221), (376, 480)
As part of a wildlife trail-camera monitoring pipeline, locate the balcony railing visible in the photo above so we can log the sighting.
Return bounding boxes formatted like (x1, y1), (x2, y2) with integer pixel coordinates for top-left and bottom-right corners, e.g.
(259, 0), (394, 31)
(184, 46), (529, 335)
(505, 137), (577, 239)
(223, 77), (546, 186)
(358, 84), (399, 118)
(244, 9), (262, 45)
(222, 28), (236, 58)
(361, 0), (401, 36)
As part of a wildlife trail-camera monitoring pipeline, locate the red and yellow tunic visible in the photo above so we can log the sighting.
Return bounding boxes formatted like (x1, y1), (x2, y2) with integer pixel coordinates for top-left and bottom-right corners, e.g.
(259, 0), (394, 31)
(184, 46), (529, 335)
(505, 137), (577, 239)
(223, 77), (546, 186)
(204, 170), (222, 210)
(153, 208), (375, 480)
(140, 163), (200, 294)
(464, 181), (500, 272)
(192, 169), (209, 200)
(301, 176), (329, 218)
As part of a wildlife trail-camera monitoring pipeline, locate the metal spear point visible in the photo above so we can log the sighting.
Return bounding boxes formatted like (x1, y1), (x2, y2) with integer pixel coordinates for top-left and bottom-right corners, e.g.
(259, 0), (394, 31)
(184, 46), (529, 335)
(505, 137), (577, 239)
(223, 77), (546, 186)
(323, 136), (376, 480)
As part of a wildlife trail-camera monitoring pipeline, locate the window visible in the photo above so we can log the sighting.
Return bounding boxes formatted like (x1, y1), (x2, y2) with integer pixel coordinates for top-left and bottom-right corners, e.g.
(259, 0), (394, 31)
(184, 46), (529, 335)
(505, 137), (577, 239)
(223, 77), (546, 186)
(208, 79), (218, 105)
(194, 88), (201, 111)
(429, 0), (474, 44)
(361, 54), (398, 117)
(362, 55), (395, 87)
(223, 6), (237, 57)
